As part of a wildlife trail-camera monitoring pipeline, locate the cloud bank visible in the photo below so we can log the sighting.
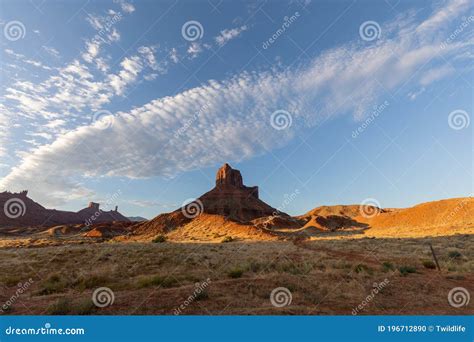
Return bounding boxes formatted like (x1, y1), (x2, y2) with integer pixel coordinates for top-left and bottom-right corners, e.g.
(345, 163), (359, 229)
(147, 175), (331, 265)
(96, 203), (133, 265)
(1, 0), (472, 205)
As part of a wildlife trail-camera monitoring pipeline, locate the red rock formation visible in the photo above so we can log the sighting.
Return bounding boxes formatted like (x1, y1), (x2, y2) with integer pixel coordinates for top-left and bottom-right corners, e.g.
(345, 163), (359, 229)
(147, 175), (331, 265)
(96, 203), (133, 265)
(0, 191), (129, 228)
(214, 163), (259, 199)
(216, 163), (243, 188)
(134, 163), (287, 237)
(199, 163), (272, 221)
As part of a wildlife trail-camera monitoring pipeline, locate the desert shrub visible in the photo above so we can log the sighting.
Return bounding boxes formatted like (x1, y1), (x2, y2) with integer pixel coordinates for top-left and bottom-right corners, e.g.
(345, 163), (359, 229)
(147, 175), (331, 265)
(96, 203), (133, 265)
(137, 275), (178, 288)
(354, 264), (372, 274)
(247, 260), (263, 273)
(422, 260), (436, 269)
(221, 236), (234, 243)
(47, 298), (71, 315)
(2, 276), (23, 287)
(195, 289), (209, 301)
(74, 275), (109, 290)
(227, 267), (244, 278)
(399, 266), (417, 276)
(36, 274), (68, 295)
(75, 299), (96, 315)
(448, 251), (462, 259)
(278, 262), (312, 275)
(152, 235), (167, 243)
(382, 261), (395, 272)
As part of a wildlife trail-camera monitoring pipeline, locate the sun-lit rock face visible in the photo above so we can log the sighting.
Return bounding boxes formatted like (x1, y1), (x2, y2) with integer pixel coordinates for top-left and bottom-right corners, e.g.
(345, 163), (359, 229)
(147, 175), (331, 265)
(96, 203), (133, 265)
(133, 163), (293, 237)
(216, 163), (244, 188)
(196, 163), (277, 221)
(214, 163), (258, 199)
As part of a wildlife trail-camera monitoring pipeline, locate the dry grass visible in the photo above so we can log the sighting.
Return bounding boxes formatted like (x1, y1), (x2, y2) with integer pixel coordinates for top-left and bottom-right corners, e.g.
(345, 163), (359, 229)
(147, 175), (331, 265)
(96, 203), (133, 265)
(0, 235), (472, 315)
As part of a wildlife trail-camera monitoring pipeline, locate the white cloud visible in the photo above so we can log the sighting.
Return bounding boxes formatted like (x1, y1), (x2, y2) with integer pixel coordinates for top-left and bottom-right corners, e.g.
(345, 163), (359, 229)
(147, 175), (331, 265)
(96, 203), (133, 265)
(407, 87), (426, 100)
(187, 42), (203, 58)
(108, 27), (121, 42)
(118, 0), (135, 13)
(82, 40), (100, 63)
(44, 119), (67, 129)
(419, 64), (455, 86)
(1, 0), (471, 206)
(169, 48), (179, 63)
(128, 199), (176, 208)
(4, 49), (53, 70)
(42, 46), (60, 58)
(215, 25), (248, 46)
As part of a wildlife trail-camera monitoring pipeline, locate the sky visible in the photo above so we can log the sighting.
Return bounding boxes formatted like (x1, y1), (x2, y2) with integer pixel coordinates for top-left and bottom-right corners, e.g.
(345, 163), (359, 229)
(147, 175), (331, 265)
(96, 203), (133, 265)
(0, 0), (472, 219)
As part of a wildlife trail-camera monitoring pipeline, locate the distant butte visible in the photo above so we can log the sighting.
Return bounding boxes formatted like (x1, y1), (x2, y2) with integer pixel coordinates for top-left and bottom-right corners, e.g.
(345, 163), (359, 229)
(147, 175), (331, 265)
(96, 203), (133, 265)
(199, 163), (277, 221)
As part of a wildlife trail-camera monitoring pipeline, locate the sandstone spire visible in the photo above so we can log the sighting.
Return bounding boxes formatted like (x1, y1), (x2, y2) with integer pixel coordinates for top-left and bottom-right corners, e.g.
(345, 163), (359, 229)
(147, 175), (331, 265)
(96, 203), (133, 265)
(215, 163), (244, 188)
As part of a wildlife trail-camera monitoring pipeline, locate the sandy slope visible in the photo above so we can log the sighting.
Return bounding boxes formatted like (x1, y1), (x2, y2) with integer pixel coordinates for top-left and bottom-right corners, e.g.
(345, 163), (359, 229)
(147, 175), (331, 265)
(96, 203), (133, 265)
(360, 197), (474, 237)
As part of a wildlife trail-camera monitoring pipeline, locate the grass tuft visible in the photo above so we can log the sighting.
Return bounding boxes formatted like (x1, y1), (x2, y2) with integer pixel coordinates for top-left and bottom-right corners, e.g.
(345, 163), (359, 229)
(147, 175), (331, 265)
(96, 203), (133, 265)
(227, 267), (244, 278)
(399, 265), (417, 276)
(152, 235), (167, 243)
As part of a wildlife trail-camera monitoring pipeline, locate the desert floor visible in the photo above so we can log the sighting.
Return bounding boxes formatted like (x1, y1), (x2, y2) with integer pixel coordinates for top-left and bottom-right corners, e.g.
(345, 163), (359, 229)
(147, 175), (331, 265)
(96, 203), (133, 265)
(0, 235), (472, 315)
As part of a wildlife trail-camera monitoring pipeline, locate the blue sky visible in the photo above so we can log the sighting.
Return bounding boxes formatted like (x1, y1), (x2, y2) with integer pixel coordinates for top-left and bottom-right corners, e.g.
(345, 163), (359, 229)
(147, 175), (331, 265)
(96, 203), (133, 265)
(0, 0), (472, 219)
